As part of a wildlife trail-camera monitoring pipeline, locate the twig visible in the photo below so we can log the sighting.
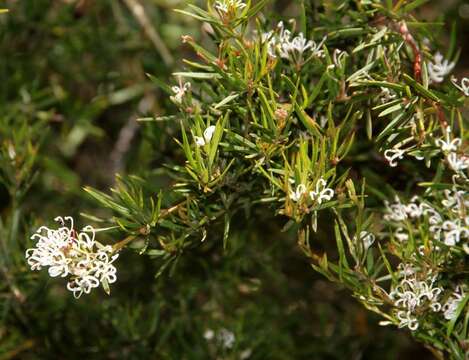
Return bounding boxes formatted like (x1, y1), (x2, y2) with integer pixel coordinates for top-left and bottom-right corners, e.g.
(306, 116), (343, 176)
(122, 0), (173, 66)
(110, 94), (154, 177)
(0, 339), (35, 360)
(398, 21), (422, 82)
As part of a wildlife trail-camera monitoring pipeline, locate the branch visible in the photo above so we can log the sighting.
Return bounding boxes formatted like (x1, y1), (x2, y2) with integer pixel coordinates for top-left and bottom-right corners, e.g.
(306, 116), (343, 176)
(122, 0), (173, 66)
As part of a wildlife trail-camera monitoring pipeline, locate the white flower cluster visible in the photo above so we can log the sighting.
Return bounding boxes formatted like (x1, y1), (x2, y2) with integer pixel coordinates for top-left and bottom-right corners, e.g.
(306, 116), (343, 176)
(194, 125), (216, 147)
(389, 272), (443, 331)
(443, 285), (466, 320)
(436, 126), (469, 174)
(261, 21), (326, 65)
(384, 190), (469, 247)
(170, 81), (191, 104)
(214, 0), (246, 14)
(204, 327), (252, 358)
(451, 76), (469, 96)
(428, 52), (455, 84)
(25, 217), (118, 298)
(204, 327), (235, 349)
(289, 178), (334, 204)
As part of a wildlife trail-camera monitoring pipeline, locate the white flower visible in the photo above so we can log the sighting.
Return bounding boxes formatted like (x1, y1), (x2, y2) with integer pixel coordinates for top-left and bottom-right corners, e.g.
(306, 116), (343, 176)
(261, 21), (325, 64)
(194, 125), (216, 147)
(93, 250), (119, 284)
(384, 196), (408, 222)
(331, 48), (346, 69)
(217, 328), (235, 349)
(204, 329), (215, 341)
(204, 327), (235, 349)
(356, 231), (375, 251)
(451, 76), (469, 96)
(436, 127), (461, 152)
(261, 30), (276, 58)
(384, 148), (405, 167)
(397, 263), (416, 277)
(170, 82), (191, 104)
(25, 217), (119, 299)
(447, 152), (469, 173)
(405, 199), (424, 218)
(428, 52), (455, 83)
(380, 86), (397, 104)
(396, 310), (419, 331)
(309, 178), (334, 204)
(394, 227), (409, 242)
(289, 184), (306, 202)
(319, 115), (328, 128)
(441, 219), (469, 246)
(240, 348), (253, 360)
(443, 286), (466, 320)
(214, 0), (246, 14)
(441, 187), (469, 213)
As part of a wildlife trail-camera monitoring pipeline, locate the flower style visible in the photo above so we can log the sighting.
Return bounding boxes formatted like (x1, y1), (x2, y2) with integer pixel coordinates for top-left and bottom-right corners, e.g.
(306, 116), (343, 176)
(194, 125), (216, 147)
(309, 178), (334, 204)
(384, 148), (405, 167)
(428, 52), (455, 84)
(451, 76), (469, 96)
(25, 217), (119, 298)
(214, 0), (246, 14)
(289, 183), (306, 202)
(170, 81), (191, 104)
(442, 286), (466, 320)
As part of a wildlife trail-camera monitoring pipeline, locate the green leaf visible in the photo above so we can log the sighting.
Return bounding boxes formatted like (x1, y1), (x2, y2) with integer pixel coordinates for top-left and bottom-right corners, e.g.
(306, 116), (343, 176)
(447, 294), (469, 337)
(402, 0), (430, 13)
(172, 72), (221, 79)
(213, 93), (240, 109)
(402, 73), (439, 101)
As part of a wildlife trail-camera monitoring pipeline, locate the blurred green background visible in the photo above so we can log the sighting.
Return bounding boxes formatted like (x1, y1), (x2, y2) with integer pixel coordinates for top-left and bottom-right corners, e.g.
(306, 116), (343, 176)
(0, 0), (467, 358)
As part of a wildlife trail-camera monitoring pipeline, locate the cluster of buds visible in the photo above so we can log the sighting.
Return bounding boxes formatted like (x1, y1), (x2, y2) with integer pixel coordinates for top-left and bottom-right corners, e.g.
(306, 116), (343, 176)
(389, 271), (443, 331)
(25, 217), (118, 298)
(261, 21), (326, 66)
